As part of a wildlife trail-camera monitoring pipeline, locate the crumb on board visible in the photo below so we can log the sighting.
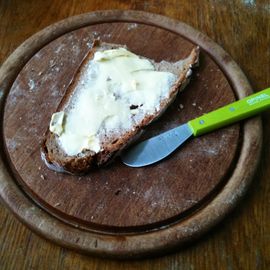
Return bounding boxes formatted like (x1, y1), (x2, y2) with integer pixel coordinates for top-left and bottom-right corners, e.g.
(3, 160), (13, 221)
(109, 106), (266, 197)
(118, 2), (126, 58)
(28, 79), (35, 90)
(49, 60), (56, 68)
(127, 23), (138, 31)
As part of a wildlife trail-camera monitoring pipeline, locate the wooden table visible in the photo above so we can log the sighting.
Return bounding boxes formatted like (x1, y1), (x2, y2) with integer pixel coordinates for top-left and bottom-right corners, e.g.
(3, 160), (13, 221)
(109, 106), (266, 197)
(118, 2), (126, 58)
(0, 1), (269, 269)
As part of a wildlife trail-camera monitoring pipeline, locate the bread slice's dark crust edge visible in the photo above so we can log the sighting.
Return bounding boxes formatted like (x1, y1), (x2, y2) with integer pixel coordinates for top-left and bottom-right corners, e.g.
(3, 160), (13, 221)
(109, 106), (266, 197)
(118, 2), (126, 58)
(41, 43), (200, 175)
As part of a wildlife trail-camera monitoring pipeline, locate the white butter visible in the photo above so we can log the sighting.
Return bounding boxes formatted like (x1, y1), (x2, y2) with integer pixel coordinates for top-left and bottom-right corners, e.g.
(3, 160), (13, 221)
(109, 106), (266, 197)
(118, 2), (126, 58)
(49, 111), (65, 136)
(93, 47), (136, 61)
(50, 48), (177, 155)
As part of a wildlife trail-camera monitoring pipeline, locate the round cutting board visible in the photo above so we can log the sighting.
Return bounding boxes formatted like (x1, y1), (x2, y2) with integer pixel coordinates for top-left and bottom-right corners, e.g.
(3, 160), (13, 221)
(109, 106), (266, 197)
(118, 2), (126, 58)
(0, 11), (262, 258)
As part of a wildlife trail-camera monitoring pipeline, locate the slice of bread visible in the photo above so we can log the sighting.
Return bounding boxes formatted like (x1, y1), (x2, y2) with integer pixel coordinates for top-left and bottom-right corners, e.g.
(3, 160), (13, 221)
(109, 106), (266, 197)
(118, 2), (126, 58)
(41, 41), (199, 174)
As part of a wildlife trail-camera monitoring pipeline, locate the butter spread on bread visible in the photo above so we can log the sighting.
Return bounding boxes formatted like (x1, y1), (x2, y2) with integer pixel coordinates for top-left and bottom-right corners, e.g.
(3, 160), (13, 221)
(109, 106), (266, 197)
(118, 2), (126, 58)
(42, 41), (199, 174)
(50, 48), (179, 155)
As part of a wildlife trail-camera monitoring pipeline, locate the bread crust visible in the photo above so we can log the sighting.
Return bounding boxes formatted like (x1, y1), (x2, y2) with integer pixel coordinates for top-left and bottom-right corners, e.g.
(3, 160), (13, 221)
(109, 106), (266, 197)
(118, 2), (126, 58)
(41, 41), (199, 174)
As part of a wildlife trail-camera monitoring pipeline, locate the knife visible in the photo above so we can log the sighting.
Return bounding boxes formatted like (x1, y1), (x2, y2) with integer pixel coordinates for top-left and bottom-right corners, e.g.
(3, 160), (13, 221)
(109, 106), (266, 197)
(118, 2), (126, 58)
(121, 87), (270, 167)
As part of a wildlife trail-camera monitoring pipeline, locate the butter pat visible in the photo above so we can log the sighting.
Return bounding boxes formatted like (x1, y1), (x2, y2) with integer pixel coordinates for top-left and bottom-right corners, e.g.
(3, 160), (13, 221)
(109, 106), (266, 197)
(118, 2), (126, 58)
(49, 47), (177, 156)
(93, 47), (136, 61)
(49, 111), (65, 136)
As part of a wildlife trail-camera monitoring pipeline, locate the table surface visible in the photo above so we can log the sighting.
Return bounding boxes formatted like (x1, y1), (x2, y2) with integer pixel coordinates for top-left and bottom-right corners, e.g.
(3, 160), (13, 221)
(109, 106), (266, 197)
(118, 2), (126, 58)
(0, 0), (269, 269)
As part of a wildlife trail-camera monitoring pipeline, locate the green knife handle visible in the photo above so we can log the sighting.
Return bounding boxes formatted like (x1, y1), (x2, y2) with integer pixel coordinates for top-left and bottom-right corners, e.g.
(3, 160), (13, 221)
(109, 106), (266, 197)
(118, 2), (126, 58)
(188, 87), (270, 137)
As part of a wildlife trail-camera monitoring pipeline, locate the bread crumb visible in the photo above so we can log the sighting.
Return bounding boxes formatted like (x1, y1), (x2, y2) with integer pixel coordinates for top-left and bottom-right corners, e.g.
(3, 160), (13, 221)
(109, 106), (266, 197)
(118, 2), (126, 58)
(40, 174), (45, 180)
(103, 33), (112, 38)
(92, 31), (100, 38)
(198, 106), (202, 110)
(49, 60), (56, 68)
(28, 79), (35, 90)
(127, 23), (138, 30)
(54, 202), (61, 207)
(192, 102), (196, 106)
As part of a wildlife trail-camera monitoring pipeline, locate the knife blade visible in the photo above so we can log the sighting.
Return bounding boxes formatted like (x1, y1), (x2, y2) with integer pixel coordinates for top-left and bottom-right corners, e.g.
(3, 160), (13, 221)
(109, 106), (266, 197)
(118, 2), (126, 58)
(121, 87), (270, 167)
(121, 124), (193, 167)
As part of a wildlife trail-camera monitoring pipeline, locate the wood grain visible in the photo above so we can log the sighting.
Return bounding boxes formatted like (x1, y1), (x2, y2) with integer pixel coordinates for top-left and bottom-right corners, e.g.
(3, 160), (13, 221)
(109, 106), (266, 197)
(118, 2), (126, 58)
(0, 10), (261, 257)
(0, 0), (269, 269)
(3, 21), (240, 232)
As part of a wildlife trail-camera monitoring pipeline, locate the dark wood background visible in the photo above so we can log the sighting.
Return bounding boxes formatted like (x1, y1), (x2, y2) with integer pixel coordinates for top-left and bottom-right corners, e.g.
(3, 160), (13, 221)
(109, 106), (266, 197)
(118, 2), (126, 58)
(0, 0), (269, 269)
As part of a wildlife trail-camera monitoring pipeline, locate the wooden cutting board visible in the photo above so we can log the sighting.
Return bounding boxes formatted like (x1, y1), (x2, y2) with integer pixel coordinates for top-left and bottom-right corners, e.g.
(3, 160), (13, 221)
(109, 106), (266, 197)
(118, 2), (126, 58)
(0, 11), (262, 258)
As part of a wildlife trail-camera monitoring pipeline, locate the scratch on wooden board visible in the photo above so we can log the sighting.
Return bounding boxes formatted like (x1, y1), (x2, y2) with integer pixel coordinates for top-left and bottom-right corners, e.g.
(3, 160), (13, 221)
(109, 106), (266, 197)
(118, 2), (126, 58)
(223, 180), (248, 206)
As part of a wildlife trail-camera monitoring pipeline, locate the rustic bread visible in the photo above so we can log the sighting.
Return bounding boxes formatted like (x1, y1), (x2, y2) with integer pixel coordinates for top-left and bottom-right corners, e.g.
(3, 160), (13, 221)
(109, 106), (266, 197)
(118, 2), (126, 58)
(41, 41), (199, 174)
